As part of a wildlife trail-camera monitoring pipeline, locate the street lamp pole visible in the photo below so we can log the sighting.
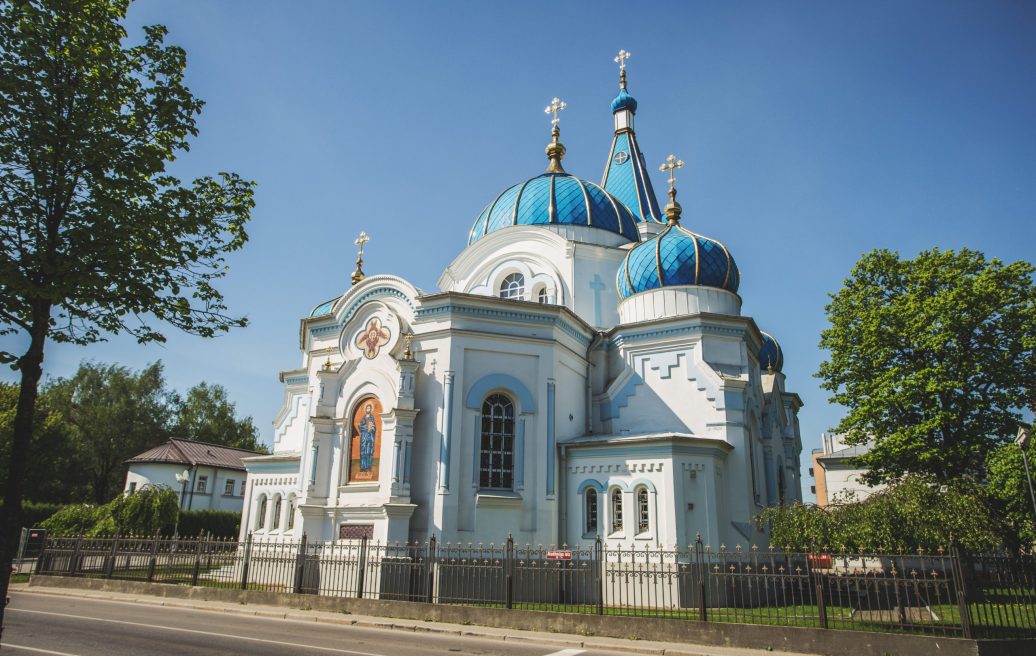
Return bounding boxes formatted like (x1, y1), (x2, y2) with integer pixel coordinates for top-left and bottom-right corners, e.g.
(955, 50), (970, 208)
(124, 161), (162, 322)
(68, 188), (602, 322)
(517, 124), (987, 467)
(1017, 426), (1036, 532)
(174, 469), (190, 538)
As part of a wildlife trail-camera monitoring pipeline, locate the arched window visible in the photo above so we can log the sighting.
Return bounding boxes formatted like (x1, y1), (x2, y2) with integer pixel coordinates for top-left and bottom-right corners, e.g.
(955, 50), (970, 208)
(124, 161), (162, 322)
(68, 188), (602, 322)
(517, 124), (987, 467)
(537, 287), (549, 304)
(610, 488), (623, 533)
(499, 273), (524, 300)
(256, 495), (268, 530)
(584, 489), (598, 535)
(479, 394), (515, 489)
(636, 487), (650, 534)
(272, 494), (282, 530)
(287, 495), (296, 530)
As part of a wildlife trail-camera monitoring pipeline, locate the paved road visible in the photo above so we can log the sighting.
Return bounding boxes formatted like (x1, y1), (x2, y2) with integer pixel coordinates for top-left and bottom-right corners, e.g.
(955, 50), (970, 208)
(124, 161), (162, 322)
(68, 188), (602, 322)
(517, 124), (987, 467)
(3, 592), (623, 656)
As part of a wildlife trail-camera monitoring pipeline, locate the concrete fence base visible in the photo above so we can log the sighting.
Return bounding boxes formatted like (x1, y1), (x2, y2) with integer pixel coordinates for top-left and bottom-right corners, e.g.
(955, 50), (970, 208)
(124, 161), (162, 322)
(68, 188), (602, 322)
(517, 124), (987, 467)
(28, 575), (1035, 656)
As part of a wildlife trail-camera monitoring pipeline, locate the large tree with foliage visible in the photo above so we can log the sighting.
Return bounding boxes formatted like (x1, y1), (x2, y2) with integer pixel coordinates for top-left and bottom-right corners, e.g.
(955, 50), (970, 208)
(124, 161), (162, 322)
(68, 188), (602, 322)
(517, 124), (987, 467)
(171, 382), (264, 452)
(818, 248), (1036, 484)
(47, 361), (172, 503)
(0, 0), (253, 640)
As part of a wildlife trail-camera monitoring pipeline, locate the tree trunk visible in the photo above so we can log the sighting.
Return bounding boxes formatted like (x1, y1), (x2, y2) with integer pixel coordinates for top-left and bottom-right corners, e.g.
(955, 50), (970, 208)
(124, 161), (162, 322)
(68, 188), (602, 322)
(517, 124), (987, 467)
(0, 301), (51, 646)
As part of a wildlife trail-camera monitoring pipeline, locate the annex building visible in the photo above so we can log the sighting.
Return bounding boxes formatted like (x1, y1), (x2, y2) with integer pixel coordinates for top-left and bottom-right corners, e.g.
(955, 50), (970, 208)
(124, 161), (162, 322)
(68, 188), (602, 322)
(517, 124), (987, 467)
(241, 54), (804, 550)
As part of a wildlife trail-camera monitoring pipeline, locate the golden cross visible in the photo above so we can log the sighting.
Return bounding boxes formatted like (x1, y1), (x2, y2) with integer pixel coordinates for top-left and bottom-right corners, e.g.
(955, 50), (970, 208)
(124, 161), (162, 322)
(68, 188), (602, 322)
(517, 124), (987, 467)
(354, 231), (369, 258)
(659, 154), (684, 193)
(544, 97), (567, 127)
(614, 49), (631, 73)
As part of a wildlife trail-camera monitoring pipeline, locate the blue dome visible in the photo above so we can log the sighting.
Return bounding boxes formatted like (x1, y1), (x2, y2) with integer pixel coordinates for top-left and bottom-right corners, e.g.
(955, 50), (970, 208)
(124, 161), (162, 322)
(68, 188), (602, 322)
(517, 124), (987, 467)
(469, 173), (640, 245)
(617, 223), (740, 299)
(759, 331), (784, 372)
(611, 87), (638, 114)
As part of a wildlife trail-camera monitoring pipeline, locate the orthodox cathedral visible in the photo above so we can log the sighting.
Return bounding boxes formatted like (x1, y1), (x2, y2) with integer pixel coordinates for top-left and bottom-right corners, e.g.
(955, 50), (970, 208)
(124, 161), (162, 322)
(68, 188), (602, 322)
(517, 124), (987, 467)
(241, 52), (804, 550)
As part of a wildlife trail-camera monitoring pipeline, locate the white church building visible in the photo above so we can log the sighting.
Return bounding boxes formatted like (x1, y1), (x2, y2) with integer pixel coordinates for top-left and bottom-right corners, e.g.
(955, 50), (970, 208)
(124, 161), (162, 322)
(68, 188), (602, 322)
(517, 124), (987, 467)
(241, 56), (804, 550)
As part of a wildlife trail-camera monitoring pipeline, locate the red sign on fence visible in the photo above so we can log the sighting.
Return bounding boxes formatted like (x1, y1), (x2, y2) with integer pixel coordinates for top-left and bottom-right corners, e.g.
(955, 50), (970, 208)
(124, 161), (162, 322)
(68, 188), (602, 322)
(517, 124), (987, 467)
(546, 549), (573, 560)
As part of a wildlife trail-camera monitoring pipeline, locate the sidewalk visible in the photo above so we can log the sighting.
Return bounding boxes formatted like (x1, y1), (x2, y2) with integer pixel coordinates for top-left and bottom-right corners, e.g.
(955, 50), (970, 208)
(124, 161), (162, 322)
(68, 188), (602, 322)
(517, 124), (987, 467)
(11, 583), (815, 656)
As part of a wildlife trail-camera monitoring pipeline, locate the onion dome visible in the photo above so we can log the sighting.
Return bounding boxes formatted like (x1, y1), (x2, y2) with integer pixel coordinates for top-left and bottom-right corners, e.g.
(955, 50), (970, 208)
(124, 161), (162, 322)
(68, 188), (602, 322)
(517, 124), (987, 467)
(616, 167), (739, 299)
(758, 331), (784, 373)
(468, 120), (640, 245)
(611, 86), (638, 114)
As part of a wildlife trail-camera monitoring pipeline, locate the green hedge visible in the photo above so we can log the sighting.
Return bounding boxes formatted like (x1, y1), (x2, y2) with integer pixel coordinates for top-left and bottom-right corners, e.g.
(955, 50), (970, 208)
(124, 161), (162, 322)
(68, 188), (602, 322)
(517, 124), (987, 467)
(20, 501), (66, 528)
(176, 509), (239, 538)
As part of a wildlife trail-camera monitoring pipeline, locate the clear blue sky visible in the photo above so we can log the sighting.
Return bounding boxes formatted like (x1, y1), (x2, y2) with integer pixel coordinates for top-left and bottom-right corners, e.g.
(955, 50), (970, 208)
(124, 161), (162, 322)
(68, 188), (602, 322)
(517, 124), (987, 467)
(3, 1), (1035, 500)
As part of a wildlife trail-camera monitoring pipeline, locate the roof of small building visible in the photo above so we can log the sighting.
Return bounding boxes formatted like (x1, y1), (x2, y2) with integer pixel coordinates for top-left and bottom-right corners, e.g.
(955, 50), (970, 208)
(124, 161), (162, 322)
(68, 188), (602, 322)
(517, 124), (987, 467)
(125, 438), (263, 471)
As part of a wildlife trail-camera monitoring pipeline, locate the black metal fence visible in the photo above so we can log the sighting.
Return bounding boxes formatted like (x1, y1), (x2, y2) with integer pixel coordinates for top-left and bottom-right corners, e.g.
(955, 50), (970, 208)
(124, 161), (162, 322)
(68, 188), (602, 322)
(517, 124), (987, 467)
(33, 534), (1036, 639)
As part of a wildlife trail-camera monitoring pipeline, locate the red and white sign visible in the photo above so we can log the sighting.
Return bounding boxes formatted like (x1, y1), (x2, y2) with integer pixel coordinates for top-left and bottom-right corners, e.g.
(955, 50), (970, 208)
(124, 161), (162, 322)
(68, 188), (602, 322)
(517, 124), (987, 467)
(545, 549), (573, 561)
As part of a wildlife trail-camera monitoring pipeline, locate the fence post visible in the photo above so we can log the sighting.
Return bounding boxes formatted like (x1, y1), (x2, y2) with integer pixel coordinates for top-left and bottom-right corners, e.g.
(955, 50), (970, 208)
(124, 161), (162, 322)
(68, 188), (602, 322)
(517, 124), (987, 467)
(813, 558), (828, 630)
(240, 533), (253, 590)
(355, 535), (369, 599)
(696, 535), (707, 622)
(949, 540), (974, 639)
(190, 536), (202, 586)
(425, 535), (436, 604)
(293, 533), (308, 594)
(146, 532), (159, 582)
(104, 534), (119, 578)
(68, 534), (83, 576)
(595, 535), (604, 616)
(505, 534), (514, 610)
(34, 533), (49, 575)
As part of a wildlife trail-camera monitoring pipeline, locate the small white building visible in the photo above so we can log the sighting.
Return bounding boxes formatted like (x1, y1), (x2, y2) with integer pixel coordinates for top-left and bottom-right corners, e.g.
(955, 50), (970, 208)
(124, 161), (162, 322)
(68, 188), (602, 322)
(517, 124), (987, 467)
(124, 438), (261, 513)
(810, 433), (885, 506)
(242, 61), (805, 548)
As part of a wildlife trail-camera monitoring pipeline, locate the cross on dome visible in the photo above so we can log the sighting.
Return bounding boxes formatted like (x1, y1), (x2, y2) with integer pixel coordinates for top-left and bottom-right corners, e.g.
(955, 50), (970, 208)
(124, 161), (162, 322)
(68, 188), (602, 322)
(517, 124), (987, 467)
(351, 231), (370, 286)
(544, 97), (566, 126)
(354, 231), (369, 256)
(614, 49), (631, 89)
(659, 154), (685, 223)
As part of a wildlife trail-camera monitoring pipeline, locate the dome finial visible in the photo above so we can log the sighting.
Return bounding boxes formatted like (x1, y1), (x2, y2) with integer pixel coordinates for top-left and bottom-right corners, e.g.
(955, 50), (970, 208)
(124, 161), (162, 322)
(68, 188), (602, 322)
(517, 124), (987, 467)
(544, 96), (567, 173)
(614, 49), (631, 90)
(659, 154), (684, 224)
(351, 231), (369, 285)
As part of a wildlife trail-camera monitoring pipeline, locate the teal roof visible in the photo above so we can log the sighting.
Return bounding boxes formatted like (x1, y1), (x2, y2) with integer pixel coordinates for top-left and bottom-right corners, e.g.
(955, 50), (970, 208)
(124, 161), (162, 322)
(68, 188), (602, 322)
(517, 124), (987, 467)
(617, 223), (740, 299)
(310, 297), (338, 317)
(602, 130), (664, 223)
(468, 172), (640, 245)
(611, 87), (638, 114)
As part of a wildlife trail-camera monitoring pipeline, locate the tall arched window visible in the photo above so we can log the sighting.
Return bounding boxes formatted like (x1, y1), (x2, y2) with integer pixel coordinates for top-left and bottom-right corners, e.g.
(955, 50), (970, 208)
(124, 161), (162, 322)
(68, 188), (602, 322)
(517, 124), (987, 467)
(584, 489), (598, 535)
(610, 488), (623, 533)
(636, 486), (650, 534)
(272, 494), (282, 530)
(256, 495), (268, 530)
(499, 273), (524, 300)
(287, 495), (296, 530)
(537, 287), (549, 304)
(479, 394), (515, 489)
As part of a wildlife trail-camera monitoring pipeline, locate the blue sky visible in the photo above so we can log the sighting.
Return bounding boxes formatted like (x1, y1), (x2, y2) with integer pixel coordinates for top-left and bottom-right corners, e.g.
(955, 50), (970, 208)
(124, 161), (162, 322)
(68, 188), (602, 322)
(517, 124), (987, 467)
(3, 1), (1034, 500)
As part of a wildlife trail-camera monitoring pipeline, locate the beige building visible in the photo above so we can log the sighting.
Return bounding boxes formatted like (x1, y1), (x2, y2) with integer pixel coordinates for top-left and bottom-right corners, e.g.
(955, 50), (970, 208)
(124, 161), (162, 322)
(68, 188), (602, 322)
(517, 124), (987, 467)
(809, 433), (884, 507)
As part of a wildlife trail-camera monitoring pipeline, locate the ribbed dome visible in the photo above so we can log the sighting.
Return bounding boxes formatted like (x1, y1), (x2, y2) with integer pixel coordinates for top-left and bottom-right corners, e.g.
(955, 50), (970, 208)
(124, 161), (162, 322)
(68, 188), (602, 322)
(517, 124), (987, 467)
(617, 223), (740, 299)
(611, 87), (637, 114)
(758, 331), (784, 372)
(468, 172), (640, 245)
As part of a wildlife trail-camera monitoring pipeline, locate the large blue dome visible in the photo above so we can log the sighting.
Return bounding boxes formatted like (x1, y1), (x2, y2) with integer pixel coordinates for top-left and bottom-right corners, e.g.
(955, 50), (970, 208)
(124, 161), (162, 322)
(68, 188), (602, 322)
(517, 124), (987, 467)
(617, 222), (740, 299)
(468, 172), (640, 245)
(758, 331), (784, 372)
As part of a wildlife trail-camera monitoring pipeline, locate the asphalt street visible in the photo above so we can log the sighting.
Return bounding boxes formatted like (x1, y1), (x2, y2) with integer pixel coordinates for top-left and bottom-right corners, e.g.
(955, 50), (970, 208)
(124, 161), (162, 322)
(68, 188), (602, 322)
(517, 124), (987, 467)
(2, 592), (633, 656)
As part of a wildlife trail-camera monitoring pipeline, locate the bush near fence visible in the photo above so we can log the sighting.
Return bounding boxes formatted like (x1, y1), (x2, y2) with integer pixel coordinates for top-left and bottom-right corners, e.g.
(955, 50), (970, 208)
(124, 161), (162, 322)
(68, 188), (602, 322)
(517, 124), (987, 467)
(33, 533), (1036, 640)
(177, 510), (239, 538)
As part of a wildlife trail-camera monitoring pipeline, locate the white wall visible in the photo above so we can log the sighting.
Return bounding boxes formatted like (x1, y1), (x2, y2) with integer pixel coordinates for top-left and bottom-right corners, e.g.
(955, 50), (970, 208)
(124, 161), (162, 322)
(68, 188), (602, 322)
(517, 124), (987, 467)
(124, 463), (246, 513)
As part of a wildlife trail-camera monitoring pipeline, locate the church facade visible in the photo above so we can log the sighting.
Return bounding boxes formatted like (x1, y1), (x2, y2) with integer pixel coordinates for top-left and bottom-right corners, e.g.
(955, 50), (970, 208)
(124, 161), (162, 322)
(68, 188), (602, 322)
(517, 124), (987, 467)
(240, 55), (804, 550)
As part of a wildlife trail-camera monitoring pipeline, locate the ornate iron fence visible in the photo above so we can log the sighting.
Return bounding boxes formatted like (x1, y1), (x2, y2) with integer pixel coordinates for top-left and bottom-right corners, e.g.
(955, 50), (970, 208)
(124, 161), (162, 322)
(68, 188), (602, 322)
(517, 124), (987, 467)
(34, 534), (1036, 639)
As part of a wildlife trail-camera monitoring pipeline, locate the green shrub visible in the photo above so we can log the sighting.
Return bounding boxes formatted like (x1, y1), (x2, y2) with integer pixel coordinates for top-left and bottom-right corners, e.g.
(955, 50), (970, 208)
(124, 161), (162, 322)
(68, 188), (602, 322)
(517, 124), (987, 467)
(176, 509), (240, 538)
(40, 485), (178, 536)
(39, 503), (105, 535)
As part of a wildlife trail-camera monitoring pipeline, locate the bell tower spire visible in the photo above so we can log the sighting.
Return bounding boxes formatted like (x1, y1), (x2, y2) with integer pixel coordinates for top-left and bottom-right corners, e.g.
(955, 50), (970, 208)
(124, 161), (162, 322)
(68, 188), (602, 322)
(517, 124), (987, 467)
(601, 49), (664, 228)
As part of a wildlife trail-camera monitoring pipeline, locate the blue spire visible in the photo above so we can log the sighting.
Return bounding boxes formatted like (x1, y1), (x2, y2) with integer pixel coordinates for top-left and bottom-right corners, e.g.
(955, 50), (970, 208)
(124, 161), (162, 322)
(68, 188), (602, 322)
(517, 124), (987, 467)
(601, 54), (664, 224)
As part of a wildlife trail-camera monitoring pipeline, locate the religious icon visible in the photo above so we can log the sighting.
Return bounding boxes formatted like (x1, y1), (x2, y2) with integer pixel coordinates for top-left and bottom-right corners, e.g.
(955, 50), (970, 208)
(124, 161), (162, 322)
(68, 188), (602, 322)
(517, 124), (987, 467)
(355, 316), (391, 359)
(349, 396), (382, 483)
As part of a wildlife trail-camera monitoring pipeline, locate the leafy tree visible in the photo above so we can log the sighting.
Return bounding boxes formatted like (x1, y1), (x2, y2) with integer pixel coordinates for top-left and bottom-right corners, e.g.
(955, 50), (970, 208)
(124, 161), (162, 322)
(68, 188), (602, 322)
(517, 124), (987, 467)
(817, 248), (1036, 484)
(986, 440), (1036, 547)
(47, 361), (172, 503)
(0, 381), (81, 503)
(171, 382), (265, 452)
(0, 0), (253, 639)
(759, 476), (1013, 553)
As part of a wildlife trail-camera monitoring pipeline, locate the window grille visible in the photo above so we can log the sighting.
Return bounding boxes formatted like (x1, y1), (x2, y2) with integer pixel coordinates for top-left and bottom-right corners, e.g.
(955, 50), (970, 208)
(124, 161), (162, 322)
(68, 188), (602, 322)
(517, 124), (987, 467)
(272, 496), (282, 530)
(479, 393), (515, 489)
(257, 496), (267, 529)
(610, 488), (623, 532)
(636, 487), (650, 534)
(584, 489), (598, 534)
